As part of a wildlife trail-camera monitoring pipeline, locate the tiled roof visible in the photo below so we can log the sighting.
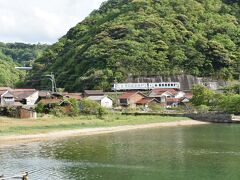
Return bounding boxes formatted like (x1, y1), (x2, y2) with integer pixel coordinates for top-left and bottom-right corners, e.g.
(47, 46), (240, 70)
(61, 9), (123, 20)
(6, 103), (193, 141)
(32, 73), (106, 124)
(0, 87), (11, 91)
(63, 93), (82, 100)
(118, 92), (145, 99)
(151, 88), (179, 95)
(13, 89), (36, 91)
(0, 87), (12, 96)
(0, 90), (7, 96)
(11, 89), (38, 101)
(136, 98), (158, 105)
(166, 98), (181, 103)
(39, 91), (51, 98)
(39, 99), (62, 105)
(87, 96), (109, 101)
(84, 90), (104, 95)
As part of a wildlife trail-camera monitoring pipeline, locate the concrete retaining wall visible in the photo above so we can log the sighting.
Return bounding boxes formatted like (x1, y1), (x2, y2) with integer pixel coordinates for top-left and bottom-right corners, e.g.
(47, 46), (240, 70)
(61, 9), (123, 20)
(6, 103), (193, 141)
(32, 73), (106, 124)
(186, 113), (233, 123)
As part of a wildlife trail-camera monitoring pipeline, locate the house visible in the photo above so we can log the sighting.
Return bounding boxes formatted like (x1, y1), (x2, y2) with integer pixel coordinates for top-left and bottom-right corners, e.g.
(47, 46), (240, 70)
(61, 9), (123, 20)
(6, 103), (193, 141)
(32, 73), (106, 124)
(12, 89), (39, 106)
(118, 92), (146, 108)
(149, 88), (186, 107)
(136, 98), (159, 108)
(87, 96), (113, 108)
(0, 88), (15, 107)
(83, 90), (104, 97)
(149, 88), (185, 99)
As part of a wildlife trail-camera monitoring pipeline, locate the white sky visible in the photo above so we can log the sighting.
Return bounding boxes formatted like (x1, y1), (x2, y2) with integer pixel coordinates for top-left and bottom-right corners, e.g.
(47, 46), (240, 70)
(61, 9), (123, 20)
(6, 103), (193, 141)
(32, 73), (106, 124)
(0, 0), (106, 44)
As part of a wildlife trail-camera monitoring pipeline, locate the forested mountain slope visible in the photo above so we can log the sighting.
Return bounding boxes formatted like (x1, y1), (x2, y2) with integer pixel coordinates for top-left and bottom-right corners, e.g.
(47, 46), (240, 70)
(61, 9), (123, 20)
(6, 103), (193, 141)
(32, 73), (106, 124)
(28, 0), (240, 91)
(0, 42), (47, 87)
(0, 42), (48, 66)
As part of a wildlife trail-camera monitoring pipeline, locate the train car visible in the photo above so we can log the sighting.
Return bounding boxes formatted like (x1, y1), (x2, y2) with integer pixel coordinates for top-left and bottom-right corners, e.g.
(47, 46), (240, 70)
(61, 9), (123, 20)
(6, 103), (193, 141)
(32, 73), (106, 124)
(113, 83), (148, 91)
(148, 82), (180, 89)
(113, 82), (180, 91)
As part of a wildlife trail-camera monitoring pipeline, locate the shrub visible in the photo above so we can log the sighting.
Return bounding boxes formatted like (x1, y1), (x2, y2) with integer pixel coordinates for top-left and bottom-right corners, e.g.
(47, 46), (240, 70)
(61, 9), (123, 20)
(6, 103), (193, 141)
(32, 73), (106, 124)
(195, 105), (210, 114)
(149, 104), (165, 112)
(80, 98), (108, 117)
(35, 102), (45, 113)
(218, 95), (240, 114)
(49, 106), (64, 117)
(97, 106), (108, 119)
(66, 98), (80, 116)
(191, 85), (215, 106)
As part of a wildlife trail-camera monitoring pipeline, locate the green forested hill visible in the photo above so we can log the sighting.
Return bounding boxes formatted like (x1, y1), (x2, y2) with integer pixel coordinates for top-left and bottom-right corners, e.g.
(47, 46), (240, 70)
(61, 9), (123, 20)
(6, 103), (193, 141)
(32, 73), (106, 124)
(0, 42), (48, 66)
(28, 0), (240, 91)
(0, 42), (47, 87)
(0, 51), (24, 87)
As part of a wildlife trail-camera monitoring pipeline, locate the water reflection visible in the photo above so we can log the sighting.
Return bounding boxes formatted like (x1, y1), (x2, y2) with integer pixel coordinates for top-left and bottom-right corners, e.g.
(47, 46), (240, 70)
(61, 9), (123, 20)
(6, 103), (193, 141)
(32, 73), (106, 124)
(1, 124), (240, 180)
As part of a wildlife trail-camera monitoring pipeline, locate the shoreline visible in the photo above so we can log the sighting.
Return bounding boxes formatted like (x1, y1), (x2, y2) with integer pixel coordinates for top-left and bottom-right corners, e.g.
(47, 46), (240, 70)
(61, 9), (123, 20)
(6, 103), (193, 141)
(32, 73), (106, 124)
(0, 120), (209, 146)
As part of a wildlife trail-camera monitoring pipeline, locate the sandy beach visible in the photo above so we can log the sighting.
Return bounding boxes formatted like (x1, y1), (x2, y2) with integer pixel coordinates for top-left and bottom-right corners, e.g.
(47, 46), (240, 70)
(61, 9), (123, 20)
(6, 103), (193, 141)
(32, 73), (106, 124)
(0, 120), (209, 145)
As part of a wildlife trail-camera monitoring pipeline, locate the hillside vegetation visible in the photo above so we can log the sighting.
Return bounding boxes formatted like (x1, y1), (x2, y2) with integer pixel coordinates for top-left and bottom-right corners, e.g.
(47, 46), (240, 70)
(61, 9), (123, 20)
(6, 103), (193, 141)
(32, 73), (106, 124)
(28, 0), (240, 91)
(0, 42), (47, 87)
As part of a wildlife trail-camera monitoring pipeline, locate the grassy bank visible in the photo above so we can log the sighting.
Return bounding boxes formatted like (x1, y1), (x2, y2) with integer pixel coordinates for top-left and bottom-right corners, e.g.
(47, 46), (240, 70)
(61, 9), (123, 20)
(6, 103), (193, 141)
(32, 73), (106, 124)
(0, 114), (190, 136)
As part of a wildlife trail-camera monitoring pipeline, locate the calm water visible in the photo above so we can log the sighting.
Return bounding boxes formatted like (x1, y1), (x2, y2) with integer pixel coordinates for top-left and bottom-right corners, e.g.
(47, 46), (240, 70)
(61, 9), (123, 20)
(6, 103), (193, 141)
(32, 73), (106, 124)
(1, 124), (240, 180)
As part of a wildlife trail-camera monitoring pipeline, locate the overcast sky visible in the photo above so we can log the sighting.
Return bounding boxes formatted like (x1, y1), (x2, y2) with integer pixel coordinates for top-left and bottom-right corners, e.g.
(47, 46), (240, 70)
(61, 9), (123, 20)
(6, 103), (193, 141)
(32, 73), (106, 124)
(0, 0), (106, 44)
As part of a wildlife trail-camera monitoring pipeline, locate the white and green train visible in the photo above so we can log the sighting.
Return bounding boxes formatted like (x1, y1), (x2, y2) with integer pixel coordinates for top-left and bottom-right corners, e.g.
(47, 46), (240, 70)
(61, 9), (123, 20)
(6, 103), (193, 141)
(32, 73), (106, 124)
(113, 82), (180, 91)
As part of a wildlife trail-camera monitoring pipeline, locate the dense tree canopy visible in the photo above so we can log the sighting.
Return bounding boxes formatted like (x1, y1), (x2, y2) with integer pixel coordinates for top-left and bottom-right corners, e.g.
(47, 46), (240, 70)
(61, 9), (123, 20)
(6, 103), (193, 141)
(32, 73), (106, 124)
(28, 0), (240, 91)
(0, 42), (48, 66)
(0, 42), (47, 87)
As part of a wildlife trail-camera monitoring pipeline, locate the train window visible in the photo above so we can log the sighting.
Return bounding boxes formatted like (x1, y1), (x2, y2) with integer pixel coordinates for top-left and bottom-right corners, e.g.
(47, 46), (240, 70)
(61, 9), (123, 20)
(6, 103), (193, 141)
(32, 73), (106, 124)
(155, 84), (158, 87)
(159, 84), (161, 86)
(168, 84), (170, 86)
(171, 84), (173, 86)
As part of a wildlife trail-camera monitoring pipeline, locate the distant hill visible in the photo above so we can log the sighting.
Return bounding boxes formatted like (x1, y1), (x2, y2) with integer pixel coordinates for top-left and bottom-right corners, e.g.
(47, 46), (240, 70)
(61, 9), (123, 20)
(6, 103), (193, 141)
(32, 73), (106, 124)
(0, 42), (48, 87)
(0, 42), (48, 66)
(27, 0), (240, 91)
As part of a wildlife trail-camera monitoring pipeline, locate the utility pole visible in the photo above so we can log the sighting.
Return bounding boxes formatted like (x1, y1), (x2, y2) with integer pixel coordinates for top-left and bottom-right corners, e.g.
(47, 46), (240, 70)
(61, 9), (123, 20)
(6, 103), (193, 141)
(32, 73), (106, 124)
(45, 73), (57, 93)
(114, 77), (118, 107)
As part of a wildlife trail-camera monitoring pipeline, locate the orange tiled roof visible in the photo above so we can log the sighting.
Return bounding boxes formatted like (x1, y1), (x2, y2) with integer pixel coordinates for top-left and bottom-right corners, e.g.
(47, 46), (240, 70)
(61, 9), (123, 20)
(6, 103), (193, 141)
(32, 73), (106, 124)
(119, 92), (145, 99)
(152, 88), (179, 95)
(166, 98), (181, 103)
(136, 98), (158, 105)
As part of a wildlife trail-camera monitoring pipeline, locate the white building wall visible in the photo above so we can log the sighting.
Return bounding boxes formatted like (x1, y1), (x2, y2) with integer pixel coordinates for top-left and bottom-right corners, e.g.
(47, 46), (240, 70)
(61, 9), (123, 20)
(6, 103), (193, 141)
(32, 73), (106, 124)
(25, 91), (39, 105)
(1, 91), (15, 107)
(175, 91), (185, 99)
(101, 97), (113, 108)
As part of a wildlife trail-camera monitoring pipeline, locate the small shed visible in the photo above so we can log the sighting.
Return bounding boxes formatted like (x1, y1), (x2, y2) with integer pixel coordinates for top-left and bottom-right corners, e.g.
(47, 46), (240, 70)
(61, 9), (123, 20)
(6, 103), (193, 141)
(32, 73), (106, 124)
(87, 96), (113, 108)
(18, 108), (37, 119)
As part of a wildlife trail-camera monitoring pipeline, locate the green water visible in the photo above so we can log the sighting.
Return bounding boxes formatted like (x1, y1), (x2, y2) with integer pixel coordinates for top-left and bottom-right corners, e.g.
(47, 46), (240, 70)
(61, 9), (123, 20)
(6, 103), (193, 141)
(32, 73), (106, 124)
(1, 124), (240, 180)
